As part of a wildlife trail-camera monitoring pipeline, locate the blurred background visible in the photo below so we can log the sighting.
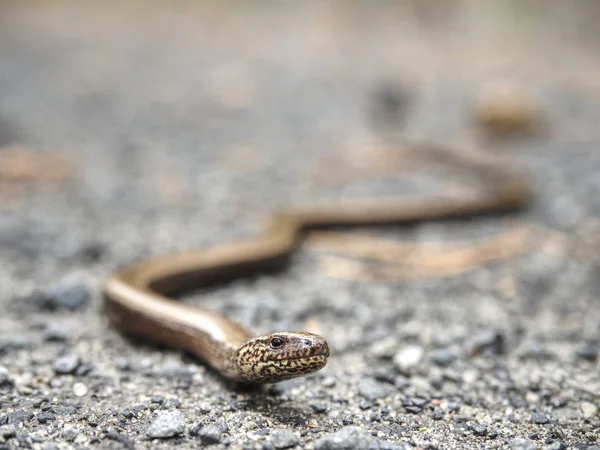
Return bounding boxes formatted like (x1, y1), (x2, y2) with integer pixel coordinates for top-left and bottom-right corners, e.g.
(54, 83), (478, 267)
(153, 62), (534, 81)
(1, 1), (600, 449)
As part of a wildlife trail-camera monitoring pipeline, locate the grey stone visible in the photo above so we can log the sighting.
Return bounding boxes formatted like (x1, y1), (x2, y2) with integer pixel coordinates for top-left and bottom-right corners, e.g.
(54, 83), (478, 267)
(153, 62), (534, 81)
(469, 423), (487, 436)
(42, 444), (60, 450)
(269, 429), (298, 449)
(61, 426), (78, 441)
(0, 424), (16, 439)
(39, 279), (91, 311)
(357, 377), (394, 401)
(192, 424), (222, 445)
(315, 426), (374, 450)
(43, 322), (71, 342)
(36, 412), (55, 423)
(580, 401), (598, 418)
(54, 354), (81, 374)
(511, 438), (537, 450)
(431, 348), (456, 366)
(0, 366), (9, 386)
(576, 342), (598, 362)
(311, 403), (328, 413)
(467, 329), (505, 356)
(531, 412), (549, 424)
(147, 411), (185, 438)
(6, 411), (33, 426)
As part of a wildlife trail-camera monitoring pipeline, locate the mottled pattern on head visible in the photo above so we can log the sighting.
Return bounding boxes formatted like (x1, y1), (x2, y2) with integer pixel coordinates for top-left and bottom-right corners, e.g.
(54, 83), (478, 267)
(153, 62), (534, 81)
(235, 331), (329, 383)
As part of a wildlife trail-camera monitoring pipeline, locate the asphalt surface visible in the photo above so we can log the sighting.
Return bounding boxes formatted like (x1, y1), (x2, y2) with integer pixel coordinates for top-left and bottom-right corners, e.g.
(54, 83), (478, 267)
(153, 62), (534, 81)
(0, 2), (600, 449)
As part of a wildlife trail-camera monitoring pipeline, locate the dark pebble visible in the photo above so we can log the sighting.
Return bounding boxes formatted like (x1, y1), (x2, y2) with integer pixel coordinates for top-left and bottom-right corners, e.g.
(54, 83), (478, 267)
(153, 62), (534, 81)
(447, 402), (461, 412)
(194, 424), (223, 445)
(7, 411), (34, 426)
(151, 396), (164, 405)
(520, 341), (554, 361)
(75, 362), (92, 376)
(358, 401), (372, 410)
(432, 409), (444, 420)
(269, 429), (298, 449)
(43, 322), (71, 342)
(277, 413), (306, 426)
(576, 343), (598, 362)
(78, 242), (105, 262)
(164, 399), (181, 408)
(311, 403), (328, 413)
(432, 348), (456, 367)
(53, 354), (81, 375)
(122, 409), (135, 419)
(403, 396), (429, 408)
(0, 424), (17, 438)
(36, 412), (55, 423)
(104, 430), (135, 450)
(404, 406), (422, 414)
(38, 279), (91, 311)
(468, 330), (505, 356)
(470, 424), (487, 436)
(531, 412), (550, 425)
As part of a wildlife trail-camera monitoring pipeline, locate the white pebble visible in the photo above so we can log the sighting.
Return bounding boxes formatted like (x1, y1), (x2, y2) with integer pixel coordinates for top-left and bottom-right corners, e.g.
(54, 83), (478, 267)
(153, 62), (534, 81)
(73, 382), (88, 397)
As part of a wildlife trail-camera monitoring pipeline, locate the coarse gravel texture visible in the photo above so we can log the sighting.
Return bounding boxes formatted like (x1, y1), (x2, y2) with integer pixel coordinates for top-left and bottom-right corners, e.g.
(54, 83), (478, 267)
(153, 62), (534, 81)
(1, 2), (600, 449)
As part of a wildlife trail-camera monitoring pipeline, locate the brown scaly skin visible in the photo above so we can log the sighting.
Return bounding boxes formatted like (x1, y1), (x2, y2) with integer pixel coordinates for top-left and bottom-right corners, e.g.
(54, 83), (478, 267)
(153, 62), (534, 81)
(104, 144), (532, 384)
(235, 332), (330, 383)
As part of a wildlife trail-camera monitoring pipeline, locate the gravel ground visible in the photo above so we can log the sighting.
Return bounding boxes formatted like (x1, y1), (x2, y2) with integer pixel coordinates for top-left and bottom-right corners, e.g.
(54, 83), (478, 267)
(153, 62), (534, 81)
(1, 2), (600, 449)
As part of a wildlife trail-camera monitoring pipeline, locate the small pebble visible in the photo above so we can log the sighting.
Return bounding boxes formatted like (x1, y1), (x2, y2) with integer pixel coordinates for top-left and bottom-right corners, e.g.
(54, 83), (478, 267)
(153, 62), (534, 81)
(469, 423), (487, 436)
(0, 366), (8, 386)
(43, 322), (71, 342)
(314, 426), (373, 450)
(73, 382), (88, 397)
(576, 343), (598, 362)
(42, 444), (59, 450)
(467, 330), (505, 356)
(393, 345), (424, 373)
(580, 401), (598, 419)
(269, 429), (298, 449)
(61, 426), (78, 442)
(193, 424), (222, 445)
(54, 354), (81, 375)
(357, 377), (394, 401)
(543, 442), (565, 450)
(310, 403), (328, 413)
(531, 412), (549, 424)
(321, 377), (336, 388)
(0, 424), (16, 439)
(39, 279), (91, 311)
(432, 348), (456, 367)
(511, 438), (537, 450)
(147, 411), (185, 438)
(36, 412), (55, 424)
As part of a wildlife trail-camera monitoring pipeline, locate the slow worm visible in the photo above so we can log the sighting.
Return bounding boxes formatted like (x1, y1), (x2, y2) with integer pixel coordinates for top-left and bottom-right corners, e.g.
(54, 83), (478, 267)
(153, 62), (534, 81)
(104, 144), (532, 383)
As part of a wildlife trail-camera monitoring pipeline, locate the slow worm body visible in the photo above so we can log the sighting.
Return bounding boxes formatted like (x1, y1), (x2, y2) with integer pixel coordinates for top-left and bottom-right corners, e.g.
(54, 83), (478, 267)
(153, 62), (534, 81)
(104, 145), (531, 383)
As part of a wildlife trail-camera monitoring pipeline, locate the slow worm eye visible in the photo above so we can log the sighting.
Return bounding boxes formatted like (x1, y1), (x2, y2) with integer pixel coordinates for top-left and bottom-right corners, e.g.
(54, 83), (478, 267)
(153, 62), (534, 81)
(270, 337), (284, 349)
